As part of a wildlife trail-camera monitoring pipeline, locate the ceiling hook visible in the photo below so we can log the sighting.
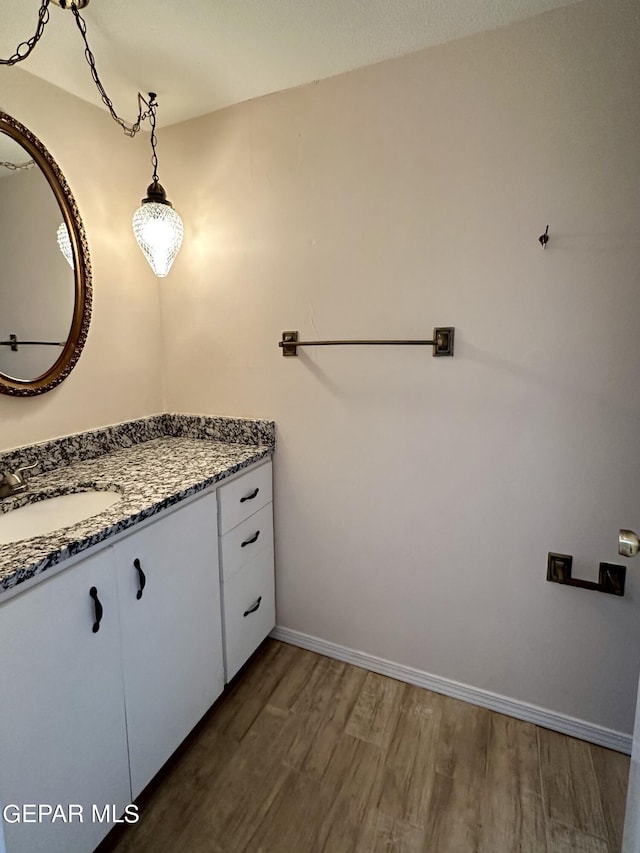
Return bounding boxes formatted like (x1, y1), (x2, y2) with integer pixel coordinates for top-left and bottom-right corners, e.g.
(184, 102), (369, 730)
(539, 224), (549, 249)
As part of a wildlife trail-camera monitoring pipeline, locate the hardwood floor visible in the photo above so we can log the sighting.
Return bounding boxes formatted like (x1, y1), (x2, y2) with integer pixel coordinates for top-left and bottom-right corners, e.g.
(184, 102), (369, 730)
(102, 640), (629, 853)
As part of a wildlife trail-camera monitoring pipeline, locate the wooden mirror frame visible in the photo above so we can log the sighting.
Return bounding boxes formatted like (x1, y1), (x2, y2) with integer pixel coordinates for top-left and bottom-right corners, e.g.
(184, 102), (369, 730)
(0, 111), (92, 396)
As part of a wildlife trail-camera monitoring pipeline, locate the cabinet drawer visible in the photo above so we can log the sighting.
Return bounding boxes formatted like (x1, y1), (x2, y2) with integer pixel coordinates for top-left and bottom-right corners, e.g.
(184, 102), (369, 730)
(221, 548), (275, 680)
(220, 502), (273, 582)
(218, 461), (272, 534)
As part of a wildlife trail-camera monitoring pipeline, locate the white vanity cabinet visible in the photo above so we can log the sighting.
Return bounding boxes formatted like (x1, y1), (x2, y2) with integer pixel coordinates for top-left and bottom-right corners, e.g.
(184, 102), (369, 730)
(114, 491), (224, 798)
(0, 457), (274, 853)
(218, 461), (276, 681)
(0, 548), (131, 853)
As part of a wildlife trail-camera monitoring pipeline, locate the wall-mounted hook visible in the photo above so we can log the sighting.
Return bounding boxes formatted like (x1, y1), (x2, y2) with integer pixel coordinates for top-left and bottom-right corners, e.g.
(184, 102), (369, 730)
(539, 225), (549, 249)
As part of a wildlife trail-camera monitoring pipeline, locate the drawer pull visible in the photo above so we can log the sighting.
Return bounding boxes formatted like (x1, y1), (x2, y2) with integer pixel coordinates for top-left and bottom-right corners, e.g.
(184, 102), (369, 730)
(89, 586), (103, 633)
(133, 558), (146, 600)
(243, 596), (262, 617)
(240, 487), (260, 504)
(241, 530), (261, 548)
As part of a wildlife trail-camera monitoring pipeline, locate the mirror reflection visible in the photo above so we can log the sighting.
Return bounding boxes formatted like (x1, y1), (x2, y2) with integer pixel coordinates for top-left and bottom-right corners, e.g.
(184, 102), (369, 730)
(0, 134), (75, 382)
(0, 112), (91, 397)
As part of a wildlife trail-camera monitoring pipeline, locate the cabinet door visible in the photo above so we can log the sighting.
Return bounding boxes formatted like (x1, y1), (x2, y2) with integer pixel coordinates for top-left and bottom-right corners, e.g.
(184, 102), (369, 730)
(0, 550), (131, 853)
(115, 492), (224, 798)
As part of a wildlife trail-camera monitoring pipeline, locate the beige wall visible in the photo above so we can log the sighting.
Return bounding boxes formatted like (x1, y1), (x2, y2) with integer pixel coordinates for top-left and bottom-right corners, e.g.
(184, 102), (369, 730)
(161, 0), (640, 733)
(1, 0), (638, 736)
(0, 69), (164, 449)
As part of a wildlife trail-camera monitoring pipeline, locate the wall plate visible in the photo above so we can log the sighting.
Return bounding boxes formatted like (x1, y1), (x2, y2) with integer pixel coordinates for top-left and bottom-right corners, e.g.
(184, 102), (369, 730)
(598, 562), (626, 596)
(280, 331), (299, 357)
(547, 552), (572, 583)
(433, 327), (455, 357)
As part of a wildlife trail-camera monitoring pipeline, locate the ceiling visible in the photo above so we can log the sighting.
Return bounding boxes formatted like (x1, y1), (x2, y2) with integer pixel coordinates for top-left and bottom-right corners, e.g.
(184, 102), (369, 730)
(4, 0), (581, 128)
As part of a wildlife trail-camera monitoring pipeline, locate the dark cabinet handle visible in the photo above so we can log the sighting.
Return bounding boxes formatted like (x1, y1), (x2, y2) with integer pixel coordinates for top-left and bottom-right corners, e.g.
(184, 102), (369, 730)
(89, 586), (103, 633)
(133, 558), (146, 600)
(243, 596), (262, 617)
(241, 530), (261, 548)
(240, 487), (259, 504)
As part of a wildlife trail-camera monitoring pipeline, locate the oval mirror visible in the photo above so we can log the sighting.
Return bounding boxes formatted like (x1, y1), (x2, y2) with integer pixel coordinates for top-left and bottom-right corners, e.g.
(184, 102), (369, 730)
(0, 111), (91, 396)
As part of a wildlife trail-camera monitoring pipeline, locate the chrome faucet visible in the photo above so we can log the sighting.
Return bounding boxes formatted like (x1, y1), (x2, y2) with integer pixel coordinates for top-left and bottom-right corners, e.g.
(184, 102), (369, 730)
(0, 463), (37, 499)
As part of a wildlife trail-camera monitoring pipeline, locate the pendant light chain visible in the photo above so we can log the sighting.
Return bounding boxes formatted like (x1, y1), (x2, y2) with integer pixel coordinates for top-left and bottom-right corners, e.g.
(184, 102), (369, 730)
(0, 0), (152, 138)
(0, 160), (35, 171)
(69, 5), (153, 137)
(148, 95), (160, 182)
(0, 0), (51, 66)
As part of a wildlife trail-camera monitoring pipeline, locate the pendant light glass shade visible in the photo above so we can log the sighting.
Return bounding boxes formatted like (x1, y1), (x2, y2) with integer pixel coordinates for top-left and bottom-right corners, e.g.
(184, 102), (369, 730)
(132, 182), (184, 278)
(56, 221), (74, 269)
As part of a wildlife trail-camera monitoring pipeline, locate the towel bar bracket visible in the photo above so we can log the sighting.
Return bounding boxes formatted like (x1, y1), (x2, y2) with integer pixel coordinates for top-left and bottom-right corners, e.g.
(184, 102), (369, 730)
(279, 327), (455, 358)
(546, 552), (626, 596)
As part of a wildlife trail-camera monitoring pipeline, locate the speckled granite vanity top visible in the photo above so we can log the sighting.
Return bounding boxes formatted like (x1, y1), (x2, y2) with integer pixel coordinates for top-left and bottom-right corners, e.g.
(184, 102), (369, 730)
(0, 414), (275, 596)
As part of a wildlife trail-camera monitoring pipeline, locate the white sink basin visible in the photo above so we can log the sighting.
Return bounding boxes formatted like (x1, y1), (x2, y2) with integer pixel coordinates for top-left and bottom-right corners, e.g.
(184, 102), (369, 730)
(0, 490), (122, 545)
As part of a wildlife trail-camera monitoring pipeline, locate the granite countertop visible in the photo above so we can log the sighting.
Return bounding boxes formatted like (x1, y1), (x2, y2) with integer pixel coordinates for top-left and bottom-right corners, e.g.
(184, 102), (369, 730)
(0, 416), (274, 597)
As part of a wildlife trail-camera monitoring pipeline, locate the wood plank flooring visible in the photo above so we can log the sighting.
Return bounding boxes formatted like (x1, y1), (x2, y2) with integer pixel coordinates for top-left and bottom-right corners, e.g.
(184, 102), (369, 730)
(101, 640), (629, 853)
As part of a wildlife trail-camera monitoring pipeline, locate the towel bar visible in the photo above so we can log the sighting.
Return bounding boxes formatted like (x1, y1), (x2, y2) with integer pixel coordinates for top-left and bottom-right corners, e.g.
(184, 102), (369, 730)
(279, 327), (454, 358)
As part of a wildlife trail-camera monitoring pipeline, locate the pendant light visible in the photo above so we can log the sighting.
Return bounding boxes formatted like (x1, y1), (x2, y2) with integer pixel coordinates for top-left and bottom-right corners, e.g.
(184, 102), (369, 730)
(56, 222), (74, 269)
(2, 3), (184, 278)
(132, 94), (184, 278)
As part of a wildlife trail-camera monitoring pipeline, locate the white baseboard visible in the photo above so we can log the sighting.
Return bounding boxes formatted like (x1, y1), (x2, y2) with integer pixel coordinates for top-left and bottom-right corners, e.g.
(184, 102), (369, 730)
(270, 626), (632, 755)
